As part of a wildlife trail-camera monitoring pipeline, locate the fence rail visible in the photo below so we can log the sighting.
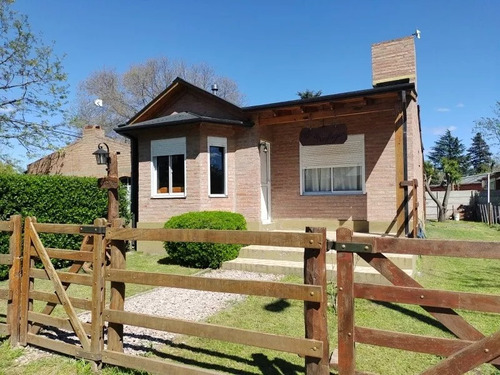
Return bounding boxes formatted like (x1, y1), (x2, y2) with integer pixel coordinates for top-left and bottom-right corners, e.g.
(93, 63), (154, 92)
(335, 227), (500, 374)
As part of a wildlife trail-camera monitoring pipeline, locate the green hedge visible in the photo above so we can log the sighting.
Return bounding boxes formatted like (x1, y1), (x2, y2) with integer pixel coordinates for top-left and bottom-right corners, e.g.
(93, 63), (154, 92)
(164, 211), (246, 269)
(0, 173), (130, 279)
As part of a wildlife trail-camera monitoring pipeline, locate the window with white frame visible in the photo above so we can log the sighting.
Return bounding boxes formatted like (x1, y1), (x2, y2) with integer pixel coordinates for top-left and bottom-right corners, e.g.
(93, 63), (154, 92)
(208, 136), (227, 196)
(151, 138), (186, 197)
(300, 134), (365, 195)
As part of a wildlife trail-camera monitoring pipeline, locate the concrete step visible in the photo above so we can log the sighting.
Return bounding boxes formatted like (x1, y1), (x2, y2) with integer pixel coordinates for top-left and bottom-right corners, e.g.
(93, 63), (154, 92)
(238, 245), (416, 271)
(221, 257), (413, 286)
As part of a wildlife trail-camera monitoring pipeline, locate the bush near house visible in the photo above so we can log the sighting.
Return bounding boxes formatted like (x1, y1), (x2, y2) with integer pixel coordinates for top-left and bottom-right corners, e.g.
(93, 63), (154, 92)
(0, 174), (130, 279)
(164, 211), (247, 269)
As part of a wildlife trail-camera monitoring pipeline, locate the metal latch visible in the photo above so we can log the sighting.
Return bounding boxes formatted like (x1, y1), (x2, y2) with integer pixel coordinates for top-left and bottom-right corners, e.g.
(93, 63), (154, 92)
(327, 240), (372, 253)
(79, 226), (106, 235)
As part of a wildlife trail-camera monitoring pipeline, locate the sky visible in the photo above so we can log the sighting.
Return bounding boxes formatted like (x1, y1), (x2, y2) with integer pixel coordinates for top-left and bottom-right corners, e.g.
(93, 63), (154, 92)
(10, 0), (500, 168)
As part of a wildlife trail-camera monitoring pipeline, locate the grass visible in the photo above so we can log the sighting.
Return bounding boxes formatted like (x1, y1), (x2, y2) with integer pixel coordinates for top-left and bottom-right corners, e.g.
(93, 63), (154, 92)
(0, 220), (499, 374)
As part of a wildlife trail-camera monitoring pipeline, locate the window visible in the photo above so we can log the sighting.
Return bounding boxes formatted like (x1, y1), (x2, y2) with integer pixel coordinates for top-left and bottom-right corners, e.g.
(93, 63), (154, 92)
(151, 138), (186, 197)
(208, 137), (227, 196)
(300, 134), (365, 195)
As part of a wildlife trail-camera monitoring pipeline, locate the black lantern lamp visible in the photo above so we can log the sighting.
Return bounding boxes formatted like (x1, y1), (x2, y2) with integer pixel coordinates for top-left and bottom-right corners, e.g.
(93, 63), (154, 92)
(93, 143), (110, 167)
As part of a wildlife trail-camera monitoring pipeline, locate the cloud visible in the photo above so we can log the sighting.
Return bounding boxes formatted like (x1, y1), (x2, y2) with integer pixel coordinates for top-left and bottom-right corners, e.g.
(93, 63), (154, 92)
(436, 107), (451, 112)
(431, 126), (457, 135)
(456, 103), (465, 108)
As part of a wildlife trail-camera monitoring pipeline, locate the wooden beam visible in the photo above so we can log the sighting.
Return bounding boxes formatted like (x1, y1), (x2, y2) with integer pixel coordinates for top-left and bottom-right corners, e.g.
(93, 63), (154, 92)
(102, 350), (219, 375)
(105, 269), (322, 302)
(29, 290), (92, 310)
(350, 235), (500, 259)
(26, 333), (100, 362)
(30, 269), (93, 286)
(104, 308), (323, 359)
(32, 222), (84, 235)
(354, 283), (500, 314)
(336, 228), (356, 374)
(28, 311), (92, 335)
(30, 248), (93, 262)
(355, 327), (500, 366)
(421, 330), (500, 374)
(106, 228), (323, 249)
(0, 221), (13, 231)
(259, 107), (394, 126)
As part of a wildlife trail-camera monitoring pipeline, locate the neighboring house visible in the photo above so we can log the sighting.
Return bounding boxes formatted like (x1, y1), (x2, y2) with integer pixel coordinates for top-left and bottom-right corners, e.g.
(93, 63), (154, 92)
(430, 172), (500, 192)
(27, 125), (131, 182)
(116, 37), (425, 253)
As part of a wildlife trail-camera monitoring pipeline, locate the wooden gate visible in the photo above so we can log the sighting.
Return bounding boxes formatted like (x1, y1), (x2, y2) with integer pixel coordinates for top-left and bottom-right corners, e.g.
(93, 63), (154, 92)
(19, 217), (107, 362)
(0, 215), (22, 345)
(334, 227), (500, 374)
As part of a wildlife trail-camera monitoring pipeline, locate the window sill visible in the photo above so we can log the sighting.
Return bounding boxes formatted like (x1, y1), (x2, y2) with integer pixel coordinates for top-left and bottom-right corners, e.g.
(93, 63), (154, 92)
(301, 191), (366, 196)
(151, 194), (186, 199)
(209, 194), (228, 198)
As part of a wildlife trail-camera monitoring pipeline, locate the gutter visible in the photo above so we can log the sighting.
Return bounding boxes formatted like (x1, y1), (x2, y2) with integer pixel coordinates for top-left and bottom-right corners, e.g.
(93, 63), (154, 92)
(401, 90), (409, 236)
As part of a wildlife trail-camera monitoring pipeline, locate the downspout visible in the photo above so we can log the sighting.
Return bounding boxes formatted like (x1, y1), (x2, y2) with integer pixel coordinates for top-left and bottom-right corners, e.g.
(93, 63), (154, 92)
(401, 90), (409, 236)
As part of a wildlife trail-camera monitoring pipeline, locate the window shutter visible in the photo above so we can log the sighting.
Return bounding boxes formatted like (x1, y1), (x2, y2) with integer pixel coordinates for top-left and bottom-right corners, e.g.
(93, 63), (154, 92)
(300, 134), (364, 169)
(151, 137), (186, 157)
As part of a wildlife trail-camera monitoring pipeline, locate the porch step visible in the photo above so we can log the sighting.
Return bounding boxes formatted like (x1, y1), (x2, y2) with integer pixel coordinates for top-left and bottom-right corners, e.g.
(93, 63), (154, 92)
(237, 245), (416, 270)
(222, 244), (415, 285)
(221, 257), (412, 285)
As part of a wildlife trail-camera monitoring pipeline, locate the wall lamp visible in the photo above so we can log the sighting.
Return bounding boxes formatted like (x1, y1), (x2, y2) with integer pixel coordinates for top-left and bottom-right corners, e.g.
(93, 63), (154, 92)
(93, 142), (110, 168)
(259, 141), (268, 153)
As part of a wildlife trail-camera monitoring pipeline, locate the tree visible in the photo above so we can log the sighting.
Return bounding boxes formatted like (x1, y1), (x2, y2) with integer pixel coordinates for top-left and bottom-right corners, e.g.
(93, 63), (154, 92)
(297, 89), (322, 99)
(427, 130), (469, 174)
(467, 132), (493, 173)
(425, 130), (467, 222)
(0, 0), (68, 162)
(474, 101), (500, 150)
(72, 58), (244, 135)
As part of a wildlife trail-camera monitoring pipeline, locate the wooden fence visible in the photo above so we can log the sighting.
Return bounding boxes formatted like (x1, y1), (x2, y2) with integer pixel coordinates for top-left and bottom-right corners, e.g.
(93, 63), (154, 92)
(334, 227), (500, 374)
(12, 217), (331, 375)
(478, 203), (500, 225)
(3, 216), (500, 374)
(0, 215), (22, 346)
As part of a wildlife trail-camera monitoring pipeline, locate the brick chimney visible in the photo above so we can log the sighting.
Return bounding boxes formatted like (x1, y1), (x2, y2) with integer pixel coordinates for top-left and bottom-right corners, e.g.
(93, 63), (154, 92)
(371, 36), (416, 88)
(83, 125), (105, 137)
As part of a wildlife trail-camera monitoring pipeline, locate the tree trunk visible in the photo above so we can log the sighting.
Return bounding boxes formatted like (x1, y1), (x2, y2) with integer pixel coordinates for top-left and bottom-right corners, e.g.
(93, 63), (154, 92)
(425, 178), (445, 221)
(439, 181), (453, 222)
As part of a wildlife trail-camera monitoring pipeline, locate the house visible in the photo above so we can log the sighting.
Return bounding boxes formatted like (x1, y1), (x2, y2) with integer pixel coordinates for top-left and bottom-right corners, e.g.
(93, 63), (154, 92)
(116, 37), (424, 253)
(27, 125), (131, 182)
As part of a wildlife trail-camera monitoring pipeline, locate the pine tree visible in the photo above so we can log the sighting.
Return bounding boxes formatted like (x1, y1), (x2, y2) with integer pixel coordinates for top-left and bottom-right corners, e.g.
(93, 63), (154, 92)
(427, 130), (469, 174)
(467, 132), (493, 173)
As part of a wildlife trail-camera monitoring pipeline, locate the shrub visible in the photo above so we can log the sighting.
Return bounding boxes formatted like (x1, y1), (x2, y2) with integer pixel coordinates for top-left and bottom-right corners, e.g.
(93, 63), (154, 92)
(0, 173), (130, 279)
(164, 211), (246, 269)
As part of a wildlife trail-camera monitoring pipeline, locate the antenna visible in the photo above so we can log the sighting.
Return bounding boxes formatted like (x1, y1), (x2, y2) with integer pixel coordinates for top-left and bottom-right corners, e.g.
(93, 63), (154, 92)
(412, 29), (421, 39)
(211, 84), (218, 95)
(94, 99), (103, 107)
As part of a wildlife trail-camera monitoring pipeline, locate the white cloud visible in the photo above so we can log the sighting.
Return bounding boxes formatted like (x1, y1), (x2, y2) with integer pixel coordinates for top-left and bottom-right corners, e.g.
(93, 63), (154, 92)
(431, 125), (457, 135)
(436, 107), (451, 112)
(456, 103), (465, 108)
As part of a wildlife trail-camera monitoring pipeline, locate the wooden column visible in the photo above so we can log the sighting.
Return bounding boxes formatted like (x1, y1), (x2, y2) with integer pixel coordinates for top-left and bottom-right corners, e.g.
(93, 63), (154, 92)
(19, 217), (35, 346)
(90, 218), (106, 363)
(107, 218), (126, 353)
(304, 227), (329, 375)
(336, 227), (355, 375)
(107, 152), (119, 223)
(7, 215), (22, 346)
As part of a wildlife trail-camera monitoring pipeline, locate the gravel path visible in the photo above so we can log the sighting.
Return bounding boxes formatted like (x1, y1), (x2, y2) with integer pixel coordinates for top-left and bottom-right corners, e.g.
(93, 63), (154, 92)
(17, 269), (282, 362)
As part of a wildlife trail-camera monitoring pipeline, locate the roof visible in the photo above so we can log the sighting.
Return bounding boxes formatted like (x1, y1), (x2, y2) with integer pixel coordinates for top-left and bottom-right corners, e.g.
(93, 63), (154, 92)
(242, 82), (415, 112)
(116, 111), (252, 134)
(126, 77), (243, 125)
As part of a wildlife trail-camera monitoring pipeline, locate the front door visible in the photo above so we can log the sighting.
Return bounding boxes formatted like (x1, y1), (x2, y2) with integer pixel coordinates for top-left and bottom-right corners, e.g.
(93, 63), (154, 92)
(260, 141), (271, 224)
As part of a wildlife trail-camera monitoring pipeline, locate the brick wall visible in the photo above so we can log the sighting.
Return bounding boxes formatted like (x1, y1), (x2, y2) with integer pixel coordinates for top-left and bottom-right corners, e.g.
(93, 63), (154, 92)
(268, 106), (397, 224)
(27, 125), (131, 178)
(372, 36), (416, 87)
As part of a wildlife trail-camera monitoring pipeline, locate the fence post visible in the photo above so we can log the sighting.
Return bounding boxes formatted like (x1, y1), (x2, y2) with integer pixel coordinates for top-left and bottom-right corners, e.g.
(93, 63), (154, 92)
(304, 227), (329, 375)
(336, 227), (355, 375)
(107, 218), (126, 353)
(7, 215), (22, 346)
(19, 217), (36, 346)
(90, 218), (106, 365)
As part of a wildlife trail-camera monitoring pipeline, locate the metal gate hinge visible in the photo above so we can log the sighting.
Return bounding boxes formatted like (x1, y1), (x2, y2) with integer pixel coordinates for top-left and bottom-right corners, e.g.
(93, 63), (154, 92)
(327, 239), (372, 253)
(79, 226), (106, 235)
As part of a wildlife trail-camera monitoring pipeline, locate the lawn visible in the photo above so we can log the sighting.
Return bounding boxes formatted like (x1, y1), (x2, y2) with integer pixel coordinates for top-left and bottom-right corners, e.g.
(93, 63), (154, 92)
(0, 220), (499, 374)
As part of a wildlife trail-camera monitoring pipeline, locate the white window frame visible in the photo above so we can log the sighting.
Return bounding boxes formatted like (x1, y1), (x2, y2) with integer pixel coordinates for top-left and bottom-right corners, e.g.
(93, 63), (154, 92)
(299, 134), (365, 195)
(150, 137), (186, 198)
(207, 136), (227, 197)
